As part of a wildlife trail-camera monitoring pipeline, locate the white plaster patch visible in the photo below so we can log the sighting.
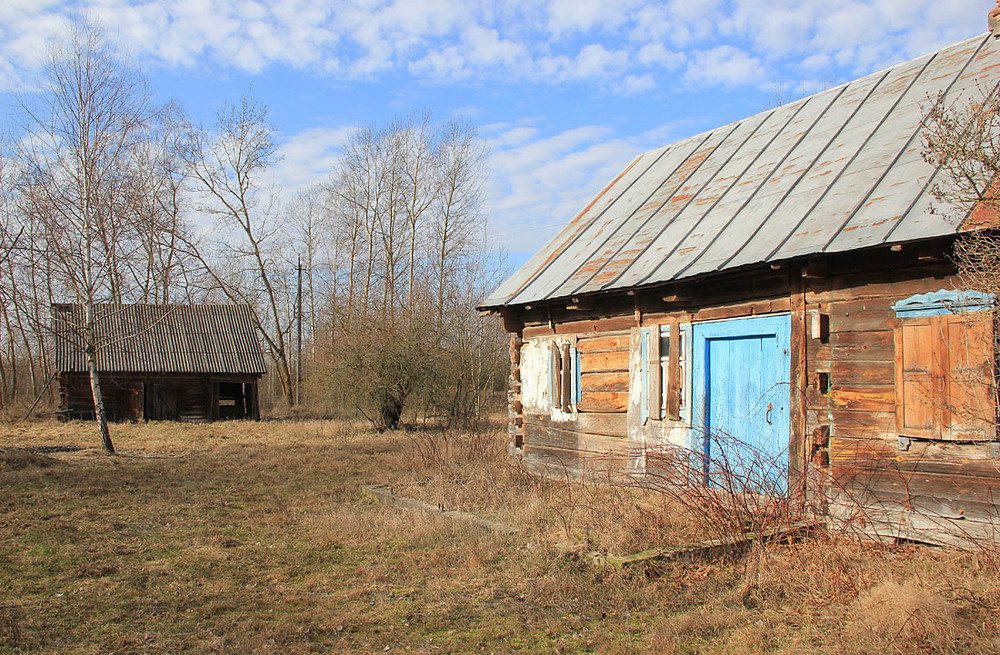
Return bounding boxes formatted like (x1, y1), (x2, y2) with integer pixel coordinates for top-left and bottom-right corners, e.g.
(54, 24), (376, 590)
(519, 337), (550, 413)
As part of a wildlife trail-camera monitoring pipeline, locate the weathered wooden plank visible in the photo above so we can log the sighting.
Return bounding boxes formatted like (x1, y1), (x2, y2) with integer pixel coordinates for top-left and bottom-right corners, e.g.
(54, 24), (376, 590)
(828, 299), (893, 334)
(810, 329), (893, 361)
(829, 436), (896, 462)
(580, 371), (629, 393)
(831, 471), (1000, 522)
(684, 297), (792, 323)
(522, 315), (637, 339)
(578, 391), (628, 413)
(524, 423), (629, 455)
(526, 411), (627, 437)
(832, 455), (1000, 479)
(806, 267), (957, 304)
(791, 265), (808, 502)
(828, 359), (895, 386)
(828, 499), (998, 549)
(580, 350), (629, 373)
(522, 443), (627, 481)
(577, 333), (630, 352)
(828, 386), (894, 412)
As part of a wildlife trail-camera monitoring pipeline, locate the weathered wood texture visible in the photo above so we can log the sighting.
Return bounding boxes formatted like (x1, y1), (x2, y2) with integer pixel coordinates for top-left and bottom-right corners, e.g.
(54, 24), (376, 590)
(805, 247), (1000, 547)
(508, 242), (1000, 547)
(59, 373), (260, 422)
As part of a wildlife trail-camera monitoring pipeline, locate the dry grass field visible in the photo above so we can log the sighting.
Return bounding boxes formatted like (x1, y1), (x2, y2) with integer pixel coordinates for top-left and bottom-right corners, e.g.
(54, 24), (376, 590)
(2, 418), (1000, 654)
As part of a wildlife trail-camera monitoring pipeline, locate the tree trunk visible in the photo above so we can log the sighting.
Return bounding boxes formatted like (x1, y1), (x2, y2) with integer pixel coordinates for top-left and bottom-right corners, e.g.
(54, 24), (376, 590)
(87, 353), (114, 454)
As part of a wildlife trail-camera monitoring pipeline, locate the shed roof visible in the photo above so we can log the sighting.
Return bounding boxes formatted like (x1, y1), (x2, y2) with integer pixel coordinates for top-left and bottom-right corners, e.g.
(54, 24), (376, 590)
(53, 304), (267, 376)
(482, 34), (1000, 310)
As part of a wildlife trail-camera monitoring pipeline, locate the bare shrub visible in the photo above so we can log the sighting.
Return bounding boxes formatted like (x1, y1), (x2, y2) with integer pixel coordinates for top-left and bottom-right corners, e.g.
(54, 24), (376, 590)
(634, 432), (796, 544)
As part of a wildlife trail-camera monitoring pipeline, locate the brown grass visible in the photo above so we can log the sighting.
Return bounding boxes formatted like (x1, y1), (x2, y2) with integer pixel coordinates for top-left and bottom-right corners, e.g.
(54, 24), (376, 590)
(1, 419), (1000, 654)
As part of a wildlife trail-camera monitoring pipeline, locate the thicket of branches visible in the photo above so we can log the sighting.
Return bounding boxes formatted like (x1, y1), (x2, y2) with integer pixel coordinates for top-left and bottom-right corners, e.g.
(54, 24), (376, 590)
(0, 23), (507, 436)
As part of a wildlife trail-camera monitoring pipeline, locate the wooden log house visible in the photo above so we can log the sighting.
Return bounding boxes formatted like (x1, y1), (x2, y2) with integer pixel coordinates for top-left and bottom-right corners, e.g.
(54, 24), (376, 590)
(480, 33), (1000, 548)
(53, 304), (266, 422)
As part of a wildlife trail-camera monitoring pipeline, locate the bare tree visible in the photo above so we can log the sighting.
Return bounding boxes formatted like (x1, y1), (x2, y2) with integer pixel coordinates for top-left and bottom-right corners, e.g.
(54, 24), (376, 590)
(922, 85), (1000, 432)
(15, 23), (156, 452)
(431, 118), (488, 330)
(183, 96), (295, 405)
(323, 113), (503, 428)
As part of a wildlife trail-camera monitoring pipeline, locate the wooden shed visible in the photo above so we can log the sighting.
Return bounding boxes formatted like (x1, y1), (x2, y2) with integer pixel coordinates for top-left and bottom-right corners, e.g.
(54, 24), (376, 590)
(480, 34), (1000, 548)
(53, 304), (266, 422)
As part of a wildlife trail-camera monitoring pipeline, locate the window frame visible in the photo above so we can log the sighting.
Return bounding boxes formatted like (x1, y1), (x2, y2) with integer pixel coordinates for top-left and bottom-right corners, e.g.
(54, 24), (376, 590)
(547, 337), (580, 412)
(640, 321), (691, 425)
(892, 291), (996, 442)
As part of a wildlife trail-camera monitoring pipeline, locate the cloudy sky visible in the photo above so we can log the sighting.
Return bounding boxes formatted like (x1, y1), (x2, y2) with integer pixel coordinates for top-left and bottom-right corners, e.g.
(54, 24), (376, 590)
(0, 0), (988, 262)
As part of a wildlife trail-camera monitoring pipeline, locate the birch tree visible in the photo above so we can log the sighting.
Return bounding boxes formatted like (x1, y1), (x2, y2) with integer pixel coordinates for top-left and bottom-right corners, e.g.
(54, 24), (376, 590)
(15, 23), (155, 452)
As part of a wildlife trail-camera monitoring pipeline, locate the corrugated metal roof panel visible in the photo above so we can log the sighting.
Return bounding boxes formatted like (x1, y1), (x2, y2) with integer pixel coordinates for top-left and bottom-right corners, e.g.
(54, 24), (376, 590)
(52, 304), (267, 375)
(481, 33), (1000, 310)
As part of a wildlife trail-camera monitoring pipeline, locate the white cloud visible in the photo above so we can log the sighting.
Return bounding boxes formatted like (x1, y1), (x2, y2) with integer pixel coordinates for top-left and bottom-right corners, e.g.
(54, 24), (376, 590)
(637, 43), (685, 69)
(571, 44), (629, 78)
(620, 73), (656, 94)
(268, 124), (355, 196)
(0, 0), (987, 96)
(484, 121), (683, 254)
(547, 0), (640, 37)
(685, 45), (767, 88)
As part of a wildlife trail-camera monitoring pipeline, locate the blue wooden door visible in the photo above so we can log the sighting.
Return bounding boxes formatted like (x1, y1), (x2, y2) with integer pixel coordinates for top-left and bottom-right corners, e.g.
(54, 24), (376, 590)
(692, 314), (791, 494)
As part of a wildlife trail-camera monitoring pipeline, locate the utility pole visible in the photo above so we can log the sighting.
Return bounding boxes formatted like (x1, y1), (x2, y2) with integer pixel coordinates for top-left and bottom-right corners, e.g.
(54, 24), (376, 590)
(296, 255), (303, 406)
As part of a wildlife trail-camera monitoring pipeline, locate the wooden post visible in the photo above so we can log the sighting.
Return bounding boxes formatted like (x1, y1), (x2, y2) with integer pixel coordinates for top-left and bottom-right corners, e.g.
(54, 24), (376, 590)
(666, 318), (681, 419)
(789, 265), (808, 506)
(647, 325), (661, 420)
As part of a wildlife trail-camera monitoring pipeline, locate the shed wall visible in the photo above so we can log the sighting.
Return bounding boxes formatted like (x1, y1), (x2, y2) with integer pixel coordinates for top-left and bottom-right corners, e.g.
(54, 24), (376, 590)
(505, 242), (1000, 547)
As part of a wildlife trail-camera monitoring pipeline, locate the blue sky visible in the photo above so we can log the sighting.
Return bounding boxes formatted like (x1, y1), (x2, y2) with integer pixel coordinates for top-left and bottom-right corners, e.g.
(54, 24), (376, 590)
(0, 0), (988, 265)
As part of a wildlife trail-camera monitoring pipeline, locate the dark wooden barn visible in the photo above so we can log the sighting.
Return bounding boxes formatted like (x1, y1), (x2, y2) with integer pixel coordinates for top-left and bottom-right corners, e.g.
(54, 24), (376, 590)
(53, 304), (266, 422)
(480, 34), (1000, 548)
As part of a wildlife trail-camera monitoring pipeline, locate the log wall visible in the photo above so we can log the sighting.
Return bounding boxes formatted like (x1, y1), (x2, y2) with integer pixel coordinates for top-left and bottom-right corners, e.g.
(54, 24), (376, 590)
(59, 373), (260, 423)
(503, 238), (1000, 547)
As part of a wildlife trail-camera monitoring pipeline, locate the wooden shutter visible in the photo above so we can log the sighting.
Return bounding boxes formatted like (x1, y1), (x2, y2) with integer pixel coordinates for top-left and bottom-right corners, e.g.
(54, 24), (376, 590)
(896, 313), (995, 440)
(666, 318), (682, 420)
(560, 343), (572, 409)
(549, 341), (562, 410)
(896, 317), (941, 438)
(944, 312), (994, 439)
(647, 325), (661, 420)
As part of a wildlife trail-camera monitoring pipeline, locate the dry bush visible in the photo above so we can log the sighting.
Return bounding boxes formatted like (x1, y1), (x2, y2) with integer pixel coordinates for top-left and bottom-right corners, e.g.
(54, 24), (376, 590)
(631, 434), (797, 545)
(846, 581), (965, 654)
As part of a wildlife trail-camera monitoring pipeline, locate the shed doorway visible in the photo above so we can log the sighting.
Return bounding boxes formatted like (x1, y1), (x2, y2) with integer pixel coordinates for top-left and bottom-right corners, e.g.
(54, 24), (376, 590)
(692, 314), (791, 494)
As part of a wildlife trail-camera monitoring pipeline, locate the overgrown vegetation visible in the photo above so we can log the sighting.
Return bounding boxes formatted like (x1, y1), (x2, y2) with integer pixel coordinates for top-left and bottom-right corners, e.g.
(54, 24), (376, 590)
(2, 419), (1000, 654)
(0, 22), (508, 438)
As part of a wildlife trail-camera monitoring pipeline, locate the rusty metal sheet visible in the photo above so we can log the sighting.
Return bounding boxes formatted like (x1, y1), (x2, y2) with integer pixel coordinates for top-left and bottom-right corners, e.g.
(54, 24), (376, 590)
(774, 38), (983, 262)
(569, 110), (776, 296)
(625, 86), (845, 286)
(53, 304), (267, 375)
(480, 33), (1000, 310)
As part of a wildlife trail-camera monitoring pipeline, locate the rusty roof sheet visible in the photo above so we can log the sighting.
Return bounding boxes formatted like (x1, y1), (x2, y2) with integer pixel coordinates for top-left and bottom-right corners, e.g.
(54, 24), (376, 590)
(482, 34), (1000, 310)
(53, 304), (267, 375)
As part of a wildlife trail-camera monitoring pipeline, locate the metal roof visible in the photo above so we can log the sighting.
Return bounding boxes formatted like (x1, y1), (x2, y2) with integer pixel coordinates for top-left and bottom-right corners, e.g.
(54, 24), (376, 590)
(482, 33), (1000, 310)
(53, 304), (267, 375)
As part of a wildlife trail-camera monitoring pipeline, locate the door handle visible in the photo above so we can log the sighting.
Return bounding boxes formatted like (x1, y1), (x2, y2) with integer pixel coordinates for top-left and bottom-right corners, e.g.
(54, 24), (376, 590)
(765, 402), (773, 425)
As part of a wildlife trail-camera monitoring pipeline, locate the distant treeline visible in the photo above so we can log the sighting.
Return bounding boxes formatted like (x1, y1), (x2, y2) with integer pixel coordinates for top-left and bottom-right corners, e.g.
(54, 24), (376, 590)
(0, 23), (509, 428)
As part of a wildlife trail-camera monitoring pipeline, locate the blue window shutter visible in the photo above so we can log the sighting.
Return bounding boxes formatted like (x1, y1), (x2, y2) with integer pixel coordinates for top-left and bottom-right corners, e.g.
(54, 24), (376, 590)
(570, 346), (581, 405)
(548, 341), (558, 408)
(640, 327), (649, 423)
